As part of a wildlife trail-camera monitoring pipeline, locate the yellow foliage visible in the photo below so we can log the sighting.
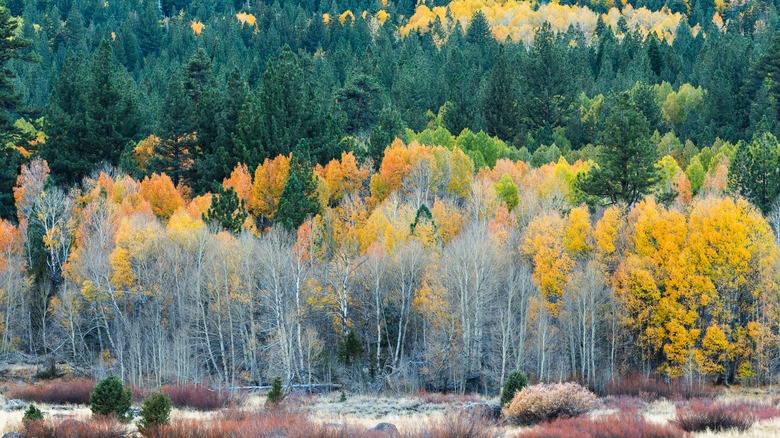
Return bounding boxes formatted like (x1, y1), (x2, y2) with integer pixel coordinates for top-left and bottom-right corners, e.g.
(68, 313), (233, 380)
(400, 0), (684, 44)
(339, 10), (355, 25)
(191, 20), (205, 35)
(236, 12), (257, 27)
(377, 10), (390, 25)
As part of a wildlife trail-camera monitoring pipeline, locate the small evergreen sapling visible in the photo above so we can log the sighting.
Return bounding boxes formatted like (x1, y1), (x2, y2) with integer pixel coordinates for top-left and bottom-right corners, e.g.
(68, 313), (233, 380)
(266, 377), (284, 406)
(138, 392), (172, 432)
(501, 371), (528, 407)
(23, 404), (43, 423)
(90, 375), (132, 420)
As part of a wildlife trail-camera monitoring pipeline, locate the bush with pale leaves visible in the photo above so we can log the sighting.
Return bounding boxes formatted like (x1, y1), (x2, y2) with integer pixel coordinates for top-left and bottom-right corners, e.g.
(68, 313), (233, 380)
(503, 382), (599, 425)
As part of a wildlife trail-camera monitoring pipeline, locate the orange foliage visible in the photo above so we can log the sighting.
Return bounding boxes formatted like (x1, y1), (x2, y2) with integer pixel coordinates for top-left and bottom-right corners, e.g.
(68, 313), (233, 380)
(139, 173), (185, 219)
(223, 163), (253, 204)
(251, 154), (291, 219)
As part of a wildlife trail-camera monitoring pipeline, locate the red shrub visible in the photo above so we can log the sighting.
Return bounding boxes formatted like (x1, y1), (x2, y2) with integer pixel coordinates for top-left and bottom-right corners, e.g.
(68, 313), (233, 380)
(160, 383), (236, 410)
(603, 373), (717, 401)
(143, 409), (371, 438)
(7, 379), (95, 405)
(750, 403), (780, 421)
(517, 413), (687, 438)
(672, 399), (754, 432)
(22, 417), (126, 438)
(604, 395), (646, 412)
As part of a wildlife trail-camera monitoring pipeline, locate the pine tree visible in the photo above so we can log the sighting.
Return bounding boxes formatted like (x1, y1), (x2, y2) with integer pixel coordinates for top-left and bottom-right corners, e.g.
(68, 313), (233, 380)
(43, 41), (139, 184)
(729, 132), (780, 214)
(0, 6), (36, 218)
(138, 392), (172, 431)
(524, 23), (575, 139)
(576, 93), (658, 206)
(150, 75), (196, 186)
(266, 377), (284, 406)
(90, 376), (132, 420)
(0, 5), (36, 144)
(500, 371), (528, 407)
(758, 31), (780, 122)
(274, 153), (319, 231)
(483, 45), (520, 142)
(203, 185), (248, 234)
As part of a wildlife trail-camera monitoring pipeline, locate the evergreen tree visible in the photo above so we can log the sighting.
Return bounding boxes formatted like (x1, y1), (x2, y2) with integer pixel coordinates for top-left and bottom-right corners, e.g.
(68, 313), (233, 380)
(758, 31), (780, 122)
(89, 376), (132, 420)
(138, 392), (172, 432)
(500, 371), (528, 407)
(729, 132), (780, 214)
(266, 377), (284, 406)
(524, 23), (575, 140)
(576, 93), (658, 206)
(150, 74), (196, 186)
(275, 152), (319, 231)
(0, 5), (36, 217)
(483, 45), (520, 143)
(203, 185), (248, 234)
(335, 71), (382, 135)
(43, 41), (139, 184)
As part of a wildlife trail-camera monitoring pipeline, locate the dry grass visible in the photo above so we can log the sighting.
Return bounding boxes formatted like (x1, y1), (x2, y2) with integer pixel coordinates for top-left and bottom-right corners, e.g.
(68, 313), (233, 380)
(22, 416), (127, 438)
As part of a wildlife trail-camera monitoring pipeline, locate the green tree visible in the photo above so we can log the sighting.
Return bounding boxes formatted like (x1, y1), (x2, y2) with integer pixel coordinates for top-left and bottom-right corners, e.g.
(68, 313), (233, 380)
(257, 46), (338, 163)
(43, 41), (139, 184)
(500, 371), (528, 407)
(759, 32), (780, 122)
(0, 5), (36, 144)
(483, 45), (520, 143)
(266, 377), (284, 406)
(138, 392), (172, 432)
(274, 153), (320, 231)
(203, 185), (248, 234)
(150, 75), (196, 186)
(576, 93), (658, 206)
(495, 173), (519, 211)
(524, 23), (575, 139)
(729, 132), (780, 214)
(23, 404), (43, 423)
(686, 156), (705, 195)
(336, 71), (382, 135)
(90, 376), (132, 420)
(0, 5), (35, 218)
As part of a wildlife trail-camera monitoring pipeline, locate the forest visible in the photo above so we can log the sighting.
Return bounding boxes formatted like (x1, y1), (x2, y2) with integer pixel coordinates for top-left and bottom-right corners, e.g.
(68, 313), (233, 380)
(0, 0), (777, 398)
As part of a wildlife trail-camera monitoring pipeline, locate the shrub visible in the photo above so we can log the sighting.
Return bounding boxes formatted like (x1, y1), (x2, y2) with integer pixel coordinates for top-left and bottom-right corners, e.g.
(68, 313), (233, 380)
(603, 373), (716, 401)
(517, 413), (686, 438)
(266, 377), (284, 406)
(161, 383), (234, 411)
(7, 379), (95, 405)
(672, 399), (755, 432)
(89, 376), (132, 420)
(22, 417), (126, 438)
(23, 404), (44, 423)
(413, 409), (501, 438)
(604, 395), (646, 412)
(142, 409), (370, 438)
(503, 382), (599, 425)
(138, 392), (172, 433)
(500, 371), (528, 407)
